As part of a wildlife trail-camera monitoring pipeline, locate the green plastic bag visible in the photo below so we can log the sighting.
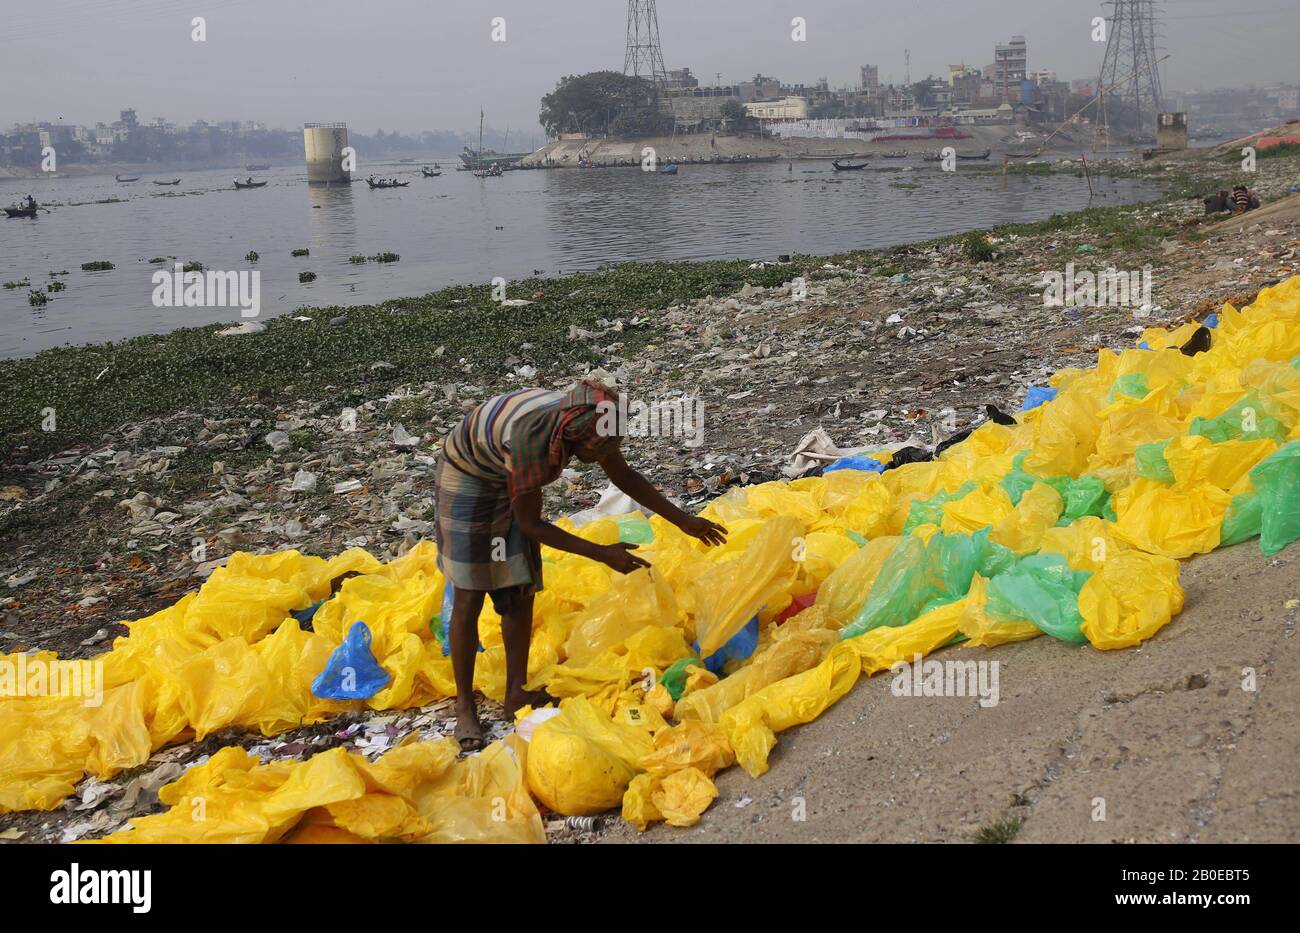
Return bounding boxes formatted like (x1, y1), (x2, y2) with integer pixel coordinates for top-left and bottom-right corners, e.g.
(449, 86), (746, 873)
(661, 657), (699, 701)
(1107, 372), (1150, 402)
(1249, 440), (1300, 555)
(986, 552), (1090, 643)
(1059, 475), (1111, 524)
(1134, 439), (1175, 484)
(1190, 393), (1287, 444)
(839, 530), (1013, 639)
(1219, 492), (1262, 548)
(902, 482), (976, 535)
(614, 513), (655, 545)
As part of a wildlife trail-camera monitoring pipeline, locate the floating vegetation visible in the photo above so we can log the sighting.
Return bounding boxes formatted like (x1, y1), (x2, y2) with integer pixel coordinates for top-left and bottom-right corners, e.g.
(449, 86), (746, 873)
(3, 279), (31, 290)
(291, 248), (309, 257)
(47, 281), (66, 293)
(48, 270), (69, 277)
(182, 261), (204, 273)
(81, 261), (114, 272)
(245, 251), (260, 262)
(372, 252), (400, 263)
(349, 255), (368, 264)
(147, 257), (169, 264)
(28, 290), (48, 307)
(298, 271), (317, 283)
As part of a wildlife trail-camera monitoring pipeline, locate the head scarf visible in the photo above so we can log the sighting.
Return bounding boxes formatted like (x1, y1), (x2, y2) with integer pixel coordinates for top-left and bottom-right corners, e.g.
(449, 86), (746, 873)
(508, 380), (620, 497)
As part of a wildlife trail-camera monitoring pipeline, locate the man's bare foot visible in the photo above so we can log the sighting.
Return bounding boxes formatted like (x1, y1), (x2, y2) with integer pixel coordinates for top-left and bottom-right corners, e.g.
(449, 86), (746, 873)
(454, 698), (485, 752)
(503, 687), (556, 720)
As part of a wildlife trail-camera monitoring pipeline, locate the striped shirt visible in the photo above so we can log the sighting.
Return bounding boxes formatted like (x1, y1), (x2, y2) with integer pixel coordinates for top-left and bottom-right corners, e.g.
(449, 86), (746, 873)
(441, 388), (564, 485)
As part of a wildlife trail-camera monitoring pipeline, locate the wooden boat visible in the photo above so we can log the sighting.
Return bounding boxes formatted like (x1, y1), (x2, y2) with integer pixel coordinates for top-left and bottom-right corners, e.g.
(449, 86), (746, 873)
(421, 167), (441, 177)
(1004, 150), (1040, 160)
(957, 149), (992, 161)
(366, 178), (410, 189)
(921, 152), (945, 162)
(234, 179), (268, 189)
(152, 179), (181, 186)
(660, 164), (678, 175)
(831, 160), (870, 171)
(881, 150), (908, 159)
(4, 206), (38, 218)
(115, 174), (140, 182)
(246, 163), (270, 171)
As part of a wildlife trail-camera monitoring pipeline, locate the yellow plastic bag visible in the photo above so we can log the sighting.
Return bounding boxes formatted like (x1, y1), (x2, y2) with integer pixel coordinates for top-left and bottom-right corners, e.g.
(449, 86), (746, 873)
(719, 642), (860, 778)
(525, 696), (654, 815)
(693, 516), (800, 656)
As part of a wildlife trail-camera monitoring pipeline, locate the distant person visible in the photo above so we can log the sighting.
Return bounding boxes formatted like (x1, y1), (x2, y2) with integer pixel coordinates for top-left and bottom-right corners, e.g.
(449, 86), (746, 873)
(1204, 188), (1232, 214)
(1248, 188), (1261, 210)
(1233, 185), (1251, 212)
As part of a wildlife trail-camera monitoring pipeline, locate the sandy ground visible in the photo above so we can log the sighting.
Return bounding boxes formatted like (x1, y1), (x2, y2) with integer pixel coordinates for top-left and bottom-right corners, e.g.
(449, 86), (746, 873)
(604, 540), (1298, 843)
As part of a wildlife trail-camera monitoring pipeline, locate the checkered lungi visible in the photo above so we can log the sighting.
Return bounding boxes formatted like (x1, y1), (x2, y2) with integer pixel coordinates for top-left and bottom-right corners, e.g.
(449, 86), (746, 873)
(433, 454), (542, 595)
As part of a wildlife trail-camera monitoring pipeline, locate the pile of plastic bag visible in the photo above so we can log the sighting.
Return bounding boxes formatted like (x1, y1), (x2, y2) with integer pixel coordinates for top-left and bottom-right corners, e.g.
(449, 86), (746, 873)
(2, 275), (1298, 842)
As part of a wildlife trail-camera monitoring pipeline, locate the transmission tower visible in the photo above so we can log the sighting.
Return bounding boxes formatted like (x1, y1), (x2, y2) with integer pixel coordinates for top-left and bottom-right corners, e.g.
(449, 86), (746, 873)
(1097, 0), (1164, 139)
(624, 0), (667, 86)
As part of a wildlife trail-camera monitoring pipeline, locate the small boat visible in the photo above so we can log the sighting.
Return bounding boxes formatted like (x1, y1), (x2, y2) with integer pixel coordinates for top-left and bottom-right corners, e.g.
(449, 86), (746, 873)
(421, 167), (441, 177)
(115, 174), (140, 182)
(881, 150), (908, 159)
(246, 163), (270, 171)
(957, 149), (993, 161)
(660, 164), (678, 175)
(1004, 150), (1040, 160)
(831, 160), (870, 171)
(921, 152), (945, 162)
(234, 179), (268, 189)
(399, 158), (415, 163)
(366, 178), (410, 189)
(152, 179), (181, 186)
(4, 206), (38, 218)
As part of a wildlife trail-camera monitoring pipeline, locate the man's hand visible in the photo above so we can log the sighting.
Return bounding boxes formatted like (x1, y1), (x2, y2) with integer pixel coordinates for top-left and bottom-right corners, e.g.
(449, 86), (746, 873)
(596, 542), (651, 574)
(677, 514), (727, 547)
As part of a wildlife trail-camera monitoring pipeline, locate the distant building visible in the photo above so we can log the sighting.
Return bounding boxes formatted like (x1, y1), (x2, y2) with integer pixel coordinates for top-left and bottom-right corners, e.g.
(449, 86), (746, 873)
(860, 64), (879, 95)
(744, 96), (810, 123)
(994, 36), (1027, 102)
(665, 67), (698, 88)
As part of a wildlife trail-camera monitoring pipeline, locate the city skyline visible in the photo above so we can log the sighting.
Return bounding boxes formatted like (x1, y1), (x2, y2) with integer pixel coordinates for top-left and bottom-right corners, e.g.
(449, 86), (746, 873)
(4, 0), (1298, 135)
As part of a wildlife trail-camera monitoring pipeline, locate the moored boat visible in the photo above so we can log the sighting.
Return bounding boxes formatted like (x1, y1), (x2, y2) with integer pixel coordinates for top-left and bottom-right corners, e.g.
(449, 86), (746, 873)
(115, 174), (140, 182)
(234, 179), (268, 189)
(831, 160), (869, 171)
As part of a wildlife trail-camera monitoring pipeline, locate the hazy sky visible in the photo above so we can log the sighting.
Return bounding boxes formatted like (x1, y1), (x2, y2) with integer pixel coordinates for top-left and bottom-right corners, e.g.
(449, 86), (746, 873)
(4, 0), (1297, 136)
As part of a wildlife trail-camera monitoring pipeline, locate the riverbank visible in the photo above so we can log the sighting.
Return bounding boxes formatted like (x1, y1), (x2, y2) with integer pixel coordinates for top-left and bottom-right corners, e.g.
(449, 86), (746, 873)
(524, 123), (1096, 167)
(1, 140), (1298, 842)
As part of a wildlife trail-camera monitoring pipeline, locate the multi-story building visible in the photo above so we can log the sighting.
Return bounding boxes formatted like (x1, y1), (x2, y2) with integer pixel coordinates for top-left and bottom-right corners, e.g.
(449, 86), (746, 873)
(994, 36), (1027, 102)
(860, 64), (879, 96)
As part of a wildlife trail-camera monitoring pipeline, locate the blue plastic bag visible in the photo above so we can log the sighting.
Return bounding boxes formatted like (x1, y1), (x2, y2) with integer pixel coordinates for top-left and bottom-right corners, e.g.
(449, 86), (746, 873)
(311, 621), (391, 700)
(695, 615), (760, 675)
(1203, 312), (1219, 329)
(1020, 385), (1058, 411)
(824, 454), (886, 475)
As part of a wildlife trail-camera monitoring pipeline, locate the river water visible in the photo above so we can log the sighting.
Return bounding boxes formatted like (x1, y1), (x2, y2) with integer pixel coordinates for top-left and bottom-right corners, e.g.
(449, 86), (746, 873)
(0, 161), (1159, 358)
